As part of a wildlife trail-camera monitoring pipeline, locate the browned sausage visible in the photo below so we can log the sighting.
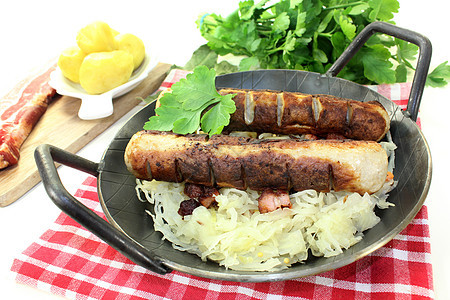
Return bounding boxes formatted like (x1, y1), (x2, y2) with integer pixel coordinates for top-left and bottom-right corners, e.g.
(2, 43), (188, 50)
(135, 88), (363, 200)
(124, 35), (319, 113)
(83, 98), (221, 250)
(124, 130), (388, 195)
(218, 88), (390, 141)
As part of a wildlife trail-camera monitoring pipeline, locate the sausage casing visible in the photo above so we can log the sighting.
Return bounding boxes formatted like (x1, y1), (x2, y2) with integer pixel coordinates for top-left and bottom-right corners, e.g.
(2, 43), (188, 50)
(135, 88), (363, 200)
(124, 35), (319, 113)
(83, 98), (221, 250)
(125, 130), (388, 194)
(218, 88), (390, 141)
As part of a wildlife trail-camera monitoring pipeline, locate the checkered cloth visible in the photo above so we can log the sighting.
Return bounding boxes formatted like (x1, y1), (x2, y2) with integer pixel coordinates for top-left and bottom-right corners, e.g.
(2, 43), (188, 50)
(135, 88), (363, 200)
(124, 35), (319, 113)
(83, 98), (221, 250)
(11, 70), (434, 299)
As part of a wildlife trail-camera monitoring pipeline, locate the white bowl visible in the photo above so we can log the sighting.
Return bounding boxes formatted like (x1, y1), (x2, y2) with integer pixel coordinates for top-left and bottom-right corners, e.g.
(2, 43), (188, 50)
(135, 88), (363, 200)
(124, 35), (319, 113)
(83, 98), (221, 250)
(49, 52), (158, 120)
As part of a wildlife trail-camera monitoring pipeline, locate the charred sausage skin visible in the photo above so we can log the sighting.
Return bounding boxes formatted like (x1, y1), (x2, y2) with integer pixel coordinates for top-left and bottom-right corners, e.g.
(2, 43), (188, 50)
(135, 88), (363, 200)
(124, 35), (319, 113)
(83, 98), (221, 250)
(219, 88), (390, 141)
(125, 130), (388, 195)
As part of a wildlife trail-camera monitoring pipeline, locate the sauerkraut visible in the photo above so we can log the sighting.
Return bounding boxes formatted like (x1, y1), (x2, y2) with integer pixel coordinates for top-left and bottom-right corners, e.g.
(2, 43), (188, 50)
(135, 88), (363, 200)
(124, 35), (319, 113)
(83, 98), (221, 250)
(136, 179), (395, 272)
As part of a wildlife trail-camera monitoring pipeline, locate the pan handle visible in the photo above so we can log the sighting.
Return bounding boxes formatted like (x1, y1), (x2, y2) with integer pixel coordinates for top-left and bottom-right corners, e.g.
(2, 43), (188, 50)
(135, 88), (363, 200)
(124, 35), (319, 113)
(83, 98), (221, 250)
(325, 21), (432, 122)
(34, 144), (172, 275)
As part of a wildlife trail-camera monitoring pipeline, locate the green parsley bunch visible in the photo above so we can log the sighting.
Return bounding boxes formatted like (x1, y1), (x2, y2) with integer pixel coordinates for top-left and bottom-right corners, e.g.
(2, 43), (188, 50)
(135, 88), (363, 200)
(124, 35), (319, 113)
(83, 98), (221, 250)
(192, 0), (449, 86)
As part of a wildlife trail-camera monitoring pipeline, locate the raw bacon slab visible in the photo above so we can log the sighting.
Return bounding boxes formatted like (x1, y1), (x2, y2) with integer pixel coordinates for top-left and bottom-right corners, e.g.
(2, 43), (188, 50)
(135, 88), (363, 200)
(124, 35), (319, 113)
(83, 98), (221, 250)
(0, 66), (57, 169)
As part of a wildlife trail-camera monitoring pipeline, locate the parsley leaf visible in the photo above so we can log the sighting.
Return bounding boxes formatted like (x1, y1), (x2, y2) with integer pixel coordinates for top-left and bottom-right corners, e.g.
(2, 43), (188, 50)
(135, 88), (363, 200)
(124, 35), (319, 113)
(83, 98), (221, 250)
(395, 39), (418, 62)
(426, 61), (450, 88)
(144, 93), (182, 132)
(184, 44), (218, 70)
(201, 94), (236, 135)
(172, 111), (202, 135)
(239, 56), (260, 71)
(239, 0), (270, 21)
(368, 0), (400, 21)
(144, 66), (236, 136)
(362, 45), (396, 83)
(395, 63), (408, 82)
(171, 66), (220, 111)
(273, 12), (290, 33)
(347, 3), (370, 16)
(339, 15), (356, 40)
(183, 45), (237, 75)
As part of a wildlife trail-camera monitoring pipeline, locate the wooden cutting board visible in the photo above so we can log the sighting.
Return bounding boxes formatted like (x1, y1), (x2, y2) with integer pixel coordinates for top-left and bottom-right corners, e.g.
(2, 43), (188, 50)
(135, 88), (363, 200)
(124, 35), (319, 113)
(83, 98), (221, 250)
(0, 62), (171, 207)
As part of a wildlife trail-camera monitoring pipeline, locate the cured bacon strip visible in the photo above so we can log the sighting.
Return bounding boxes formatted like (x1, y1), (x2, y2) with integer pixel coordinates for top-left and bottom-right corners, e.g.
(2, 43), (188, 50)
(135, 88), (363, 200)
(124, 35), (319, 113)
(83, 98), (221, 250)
(0, 66), (57, 169)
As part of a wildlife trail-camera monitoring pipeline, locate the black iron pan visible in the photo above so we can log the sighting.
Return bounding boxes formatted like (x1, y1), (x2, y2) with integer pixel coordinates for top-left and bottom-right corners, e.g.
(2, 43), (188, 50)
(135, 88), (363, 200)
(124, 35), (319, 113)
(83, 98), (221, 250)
(35, 22), (432, 282)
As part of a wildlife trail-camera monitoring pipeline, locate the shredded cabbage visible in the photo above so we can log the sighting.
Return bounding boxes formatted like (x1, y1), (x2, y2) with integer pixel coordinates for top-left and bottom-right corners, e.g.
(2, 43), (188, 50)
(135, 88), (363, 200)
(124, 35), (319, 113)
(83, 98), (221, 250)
(136, 179), (395, 272)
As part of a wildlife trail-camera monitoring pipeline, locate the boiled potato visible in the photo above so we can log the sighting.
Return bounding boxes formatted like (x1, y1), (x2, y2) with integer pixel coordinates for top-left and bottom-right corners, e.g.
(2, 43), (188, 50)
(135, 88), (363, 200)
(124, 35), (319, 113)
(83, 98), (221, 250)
(79, 50), (134, 94)
(114, 33), (145, 69)
(111, 28), (120, 36)
(57, 46), (85, 83)
(76, 21), (116, 53)
(59, 21), (146, 94)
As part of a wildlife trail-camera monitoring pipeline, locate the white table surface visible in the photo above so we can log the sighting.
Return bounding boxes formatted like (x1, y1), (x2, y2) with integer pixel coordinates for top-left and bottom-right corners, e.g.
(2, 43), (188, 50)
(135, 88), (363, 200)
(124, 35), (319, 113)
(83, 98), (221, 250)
(1, 1), (449, 299)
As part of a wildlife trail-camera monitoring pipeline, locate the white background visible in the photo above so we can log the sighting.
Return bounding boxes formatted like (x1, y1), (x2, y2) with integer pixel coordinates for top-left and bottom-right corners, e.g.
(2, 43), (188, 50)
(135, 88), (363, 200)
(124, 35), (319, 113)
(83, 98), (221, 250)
(0, 0), (449, 298)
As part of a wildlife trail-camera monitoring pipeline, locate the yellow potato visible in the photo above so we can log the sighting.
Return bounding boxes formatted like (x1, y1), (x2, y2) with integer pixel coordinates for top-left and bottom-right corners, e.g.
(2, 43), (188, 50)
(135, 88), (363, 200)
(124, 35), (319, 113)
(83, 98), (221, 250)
(79, 50), (134, 94)
(76, 21), (116, 53)
(114, 33), (145, 69)
(57, 46), (86, 83)
(111, 28), (120, 36)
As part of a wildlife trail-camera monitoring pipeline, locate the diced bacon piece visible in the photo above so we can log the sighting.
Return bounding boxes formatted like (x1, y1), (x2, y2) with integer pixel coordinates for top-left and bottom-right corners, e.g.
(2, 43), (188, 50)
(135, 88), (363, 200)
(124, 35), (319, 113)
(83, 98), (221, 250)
(198, 196), (216, 208)
(257, 189), (291, 213)
(183, 183), (219, 210)
(184, 182), (204, 198)
(178, 199), (201, 218)
(198, 186), (219, 208)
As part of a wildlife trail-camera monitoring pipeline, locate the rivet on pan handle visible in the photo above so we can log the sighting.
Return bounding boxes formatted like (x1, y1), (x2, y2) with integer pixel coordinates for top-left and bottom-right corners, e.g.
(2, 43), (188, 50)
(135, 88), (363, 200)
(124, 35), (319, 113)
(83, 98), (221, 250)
(34, 144), (172, 275)
(326, 21), (432, 122)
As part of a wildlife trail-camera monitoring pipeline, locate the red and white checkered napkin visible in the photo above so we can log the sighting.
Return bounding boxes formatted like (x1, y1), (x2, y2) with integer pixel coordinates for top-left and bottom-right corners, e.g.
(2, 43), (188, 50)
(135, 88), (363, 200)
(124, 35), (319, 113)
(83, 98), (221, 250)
(11, 71), (433, 299)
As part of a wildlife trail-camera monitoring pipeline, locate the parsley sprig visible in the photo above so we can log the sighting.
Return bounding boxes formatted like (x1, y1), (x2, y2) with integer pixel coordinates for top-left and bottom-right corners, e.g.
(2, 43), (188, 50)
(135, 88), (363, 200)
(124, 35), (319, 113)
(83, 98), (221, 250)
(189, 0), (449, 86)
(144, 66), (236, 136)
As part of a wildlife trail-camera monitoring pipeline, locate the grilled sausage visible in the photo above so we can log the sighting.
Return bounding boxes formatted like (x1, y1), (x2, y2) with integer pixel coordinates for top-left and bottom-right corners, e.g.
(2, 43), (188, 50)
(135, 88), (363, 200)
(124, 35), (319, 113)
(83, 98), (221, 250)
(124, 130), (388, 194)
(218, 88), (390, 141)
